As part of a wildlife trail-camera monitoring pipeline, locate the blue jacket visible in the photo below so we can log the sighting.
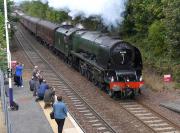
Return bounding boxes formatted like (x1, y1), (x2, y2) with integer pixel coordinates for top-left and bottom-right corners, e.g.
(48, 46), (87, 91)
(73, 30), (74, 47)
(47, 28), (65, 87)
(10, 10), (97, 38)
(37, 83), (48, 97)
(53, 101), (67, 119)
(15, 65), (23, 76)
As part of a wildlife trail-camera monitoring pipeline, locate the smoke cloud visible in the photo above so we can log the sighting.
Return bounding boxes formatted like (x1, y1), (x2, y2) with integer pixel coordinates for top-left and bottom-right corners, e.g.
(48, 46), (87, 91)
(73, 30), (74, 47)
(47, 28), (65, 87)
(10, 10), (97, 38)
(14, 0), (128, 27)
(48, 0), (127, 27)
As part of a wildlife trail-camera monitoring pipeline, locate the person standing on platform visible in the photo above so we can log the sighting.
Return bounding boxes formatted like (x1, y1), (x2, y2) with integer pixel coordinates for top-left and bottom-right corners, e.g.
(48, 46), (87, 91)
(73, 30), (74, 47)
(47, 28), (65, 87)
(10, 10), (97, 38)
(12, 61), (17, 85)
(32, 66), (40, 96)
(15, 63), (24, 87)
(53, 96), (67, 133)
(14, 62), (19, 85)
(29, 76), (35, 91)
(32, 66), (39, 77)
(38, 71), (44, 85)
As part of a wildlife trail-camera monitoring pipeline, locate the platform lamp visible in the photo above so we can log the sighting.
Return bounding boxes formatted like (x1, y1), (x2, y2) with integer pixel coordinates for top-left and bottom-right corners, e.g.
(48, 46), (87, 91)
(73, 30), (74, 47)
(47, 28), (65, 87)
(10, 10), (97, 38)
(4, 0), (14, 108)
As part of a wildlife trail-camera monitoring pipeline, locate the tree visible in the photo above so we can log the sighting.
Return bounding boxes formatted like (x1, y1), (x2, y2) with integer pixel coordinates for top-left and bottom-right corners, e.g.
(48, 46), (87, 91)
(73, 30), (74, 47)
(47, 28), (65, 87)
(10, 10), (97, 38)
(147, 20), (167, 57)
(0, 11), (5, 47)
(122, 0), (179, 81)
(21, 1), (69, 23)
(0, 0), (9, 71)
(123, 0), (164, 36)
(46, 8), (69, 23)
(0, 0), (14, 47)
(163, 0), (180, 60)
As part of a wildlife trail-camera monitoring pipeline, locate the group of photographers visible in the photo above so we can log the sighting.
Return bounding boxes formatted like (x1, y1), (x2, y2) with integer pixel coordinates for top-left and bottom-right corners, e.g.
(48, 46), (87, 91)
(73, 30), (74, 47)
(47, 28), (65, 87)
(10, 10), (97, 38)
(13, 64), (67, 133)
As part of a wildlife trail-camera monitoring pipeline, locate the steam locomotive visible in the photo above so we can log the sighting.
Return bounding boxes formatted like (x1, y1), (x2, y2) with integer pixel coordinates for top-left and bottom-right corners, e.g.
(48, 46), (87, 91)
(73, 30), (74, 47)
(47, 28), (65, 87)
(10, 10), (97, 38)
(18, 13), (144, 98)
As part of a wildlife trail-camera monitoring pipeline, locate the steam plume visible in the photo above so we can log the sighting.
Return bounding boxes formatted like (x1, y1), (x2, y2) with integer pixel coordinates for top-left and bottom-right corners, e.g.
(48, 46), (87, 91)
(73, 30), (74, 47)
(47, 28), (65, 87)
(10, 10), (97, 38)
(15, 0), (128, 27)
(47, 0), (127, 27)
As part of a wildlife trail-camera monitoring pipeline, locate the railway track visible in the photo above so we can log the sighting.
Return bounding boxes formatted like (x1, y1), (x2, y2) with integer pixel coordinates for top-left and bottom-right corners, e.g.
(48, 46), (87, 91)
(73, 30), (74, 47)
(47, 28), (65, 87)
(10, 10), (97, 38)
(15, 28), (117, 133)
(15, 25), (180, 133)
(119, 100), (180, 133)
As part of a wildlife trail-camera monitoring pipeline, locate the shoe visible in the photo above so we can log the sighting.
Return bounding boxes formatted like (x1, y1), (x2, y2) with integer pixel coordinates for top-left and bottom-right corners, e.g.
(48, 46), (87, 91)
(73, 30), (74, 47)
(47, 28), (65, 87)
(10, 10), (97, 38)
(21, 86), (24, 88)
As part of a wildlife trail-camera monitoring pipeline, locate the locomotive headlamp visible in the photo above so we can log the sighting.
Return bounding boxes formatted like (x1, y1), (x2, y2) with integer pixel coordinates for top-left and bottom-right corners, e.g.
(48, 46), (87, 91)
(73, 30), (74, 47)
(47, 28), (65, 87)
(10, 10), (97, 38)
(140, 76), (143, 81)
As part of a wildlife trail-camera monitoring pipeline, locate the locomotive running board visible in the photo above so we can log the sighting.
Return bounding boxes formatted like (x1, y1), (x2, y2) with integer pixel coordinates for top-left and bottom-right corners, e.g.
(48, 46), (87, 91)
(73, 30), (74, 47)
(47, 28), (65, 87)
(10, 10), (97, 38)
(70, 51), (105, 71)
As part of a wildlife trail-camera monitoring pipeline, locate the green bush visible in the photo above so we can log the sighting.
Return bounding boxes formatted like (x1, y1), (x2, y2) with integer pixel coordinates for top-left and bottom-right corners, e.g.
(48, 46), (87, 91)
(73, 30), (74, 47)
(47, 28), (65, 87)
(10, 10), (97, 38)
(0, 11), (5, 47)
(147, 21), (167, 57)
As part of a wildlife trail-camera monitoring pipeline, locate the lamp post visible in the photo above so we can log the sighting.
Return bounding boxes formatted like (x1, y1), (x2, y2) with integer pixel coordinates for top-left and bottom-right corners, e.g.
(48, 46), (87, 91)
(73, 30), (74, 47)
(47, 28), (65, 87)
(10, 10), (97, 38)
(4, 0), (13, 107)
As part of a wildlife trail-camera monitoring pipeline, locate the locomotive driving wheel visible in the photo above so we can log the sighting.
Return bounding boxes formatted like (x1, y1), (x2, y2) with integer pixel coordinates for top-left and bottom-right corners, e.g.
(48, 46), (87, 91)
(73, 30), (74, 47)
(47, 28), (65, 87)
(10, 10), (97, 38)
(86, 71), (92, 81)
(79, 66), (83, 75)
(131, 91), (135, 99)
(67, 56), (73, 67)
(124, 88), (135, 99)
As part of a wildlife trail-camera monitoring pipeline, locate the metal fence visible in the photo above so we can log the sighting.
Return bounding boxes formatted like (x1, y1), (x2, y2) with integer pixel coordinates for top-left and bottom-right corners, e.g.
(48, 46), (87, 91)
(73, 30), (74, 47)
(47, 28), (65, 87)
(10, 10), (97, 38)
(0, 70), (12, 133)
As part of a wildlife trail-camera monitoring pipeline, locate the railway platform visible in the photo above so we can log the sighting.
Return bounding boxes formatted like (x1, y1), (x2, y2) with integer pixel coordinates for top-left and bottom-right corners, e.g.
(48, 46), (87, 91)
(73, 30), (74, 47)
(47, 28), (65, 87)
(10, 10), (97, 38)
(5, 70), (84, 133)
(160, 100), (180, 113)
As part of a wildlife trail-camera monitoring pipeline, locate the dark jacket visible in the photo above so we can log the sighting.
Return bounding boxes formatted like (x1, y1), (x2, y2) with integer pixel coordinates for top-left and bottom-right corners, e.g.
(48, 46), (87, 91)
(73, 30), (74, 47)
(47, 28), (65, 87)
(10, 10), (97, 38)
(37, 82), (49, 97)
(44, 89), (55, 103)
(32, 69), (39, 81)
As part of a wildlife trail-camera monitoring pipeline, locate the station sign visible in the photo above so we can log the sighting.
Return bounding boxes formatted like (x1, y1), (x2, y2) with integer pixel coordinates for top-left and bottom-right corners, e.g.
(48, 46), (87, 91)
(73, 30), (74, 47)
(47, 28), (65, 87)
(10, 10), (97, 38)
(11, 61), (17, 69)
(163, 74), (172, 82)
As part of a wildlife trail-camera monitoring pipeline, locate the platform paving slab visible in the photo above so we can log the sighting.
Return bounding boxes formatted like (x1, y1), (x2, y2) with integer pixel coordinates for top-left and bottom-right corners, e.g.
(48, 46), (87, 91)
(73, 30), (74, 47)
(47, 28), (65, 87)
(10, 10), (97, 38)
(160, 100), (180, 113)
(8, 79), (53, 133)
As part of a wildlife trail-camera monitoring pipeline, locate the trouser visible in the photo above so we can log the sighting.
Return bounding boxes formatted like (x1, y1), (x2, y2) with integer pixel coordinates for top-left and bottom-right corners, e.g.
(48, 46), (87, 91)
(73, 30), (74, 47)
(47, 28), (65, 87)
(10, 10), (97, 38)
(36, 96), (43, 101)
(14, 74), (18, 85)
(55, 118), (65, 133)
(33, 80), (39, 96)
(29, 80), (34, 91)
(16, 76), (22, 86)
